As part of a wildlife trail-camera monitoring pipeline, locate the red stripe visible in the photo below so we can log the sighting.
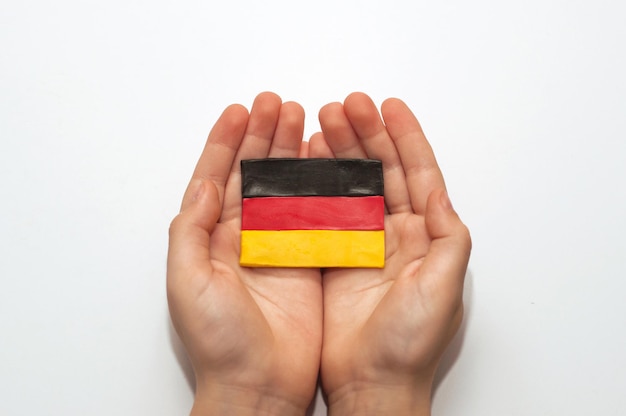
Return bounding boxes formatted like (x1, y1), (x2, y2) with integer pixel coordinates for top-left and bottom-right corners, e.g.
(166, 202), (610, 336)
(242, 196), (384, 230)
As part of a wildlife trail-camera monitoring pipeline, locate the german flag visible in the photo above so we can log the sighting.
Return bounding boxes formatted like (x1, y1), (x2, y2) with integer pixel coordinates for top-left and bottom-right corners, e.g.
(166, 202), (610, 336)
(240, 158), (385, 268)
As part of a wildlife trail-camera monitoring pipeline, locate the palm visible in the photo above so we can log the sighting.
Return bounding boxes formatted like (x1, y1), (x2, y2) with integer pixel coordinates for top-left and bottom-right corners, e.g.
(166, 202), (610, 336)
(198, 216), (322, 395)
(321, 212), (436, 391)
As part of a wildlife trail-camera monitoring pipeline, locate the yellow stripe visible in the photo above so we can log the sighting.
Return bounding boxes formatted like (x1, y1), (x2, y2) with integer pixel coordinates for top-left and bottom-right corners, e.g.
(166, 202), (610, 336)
(240, 230), (385, 268)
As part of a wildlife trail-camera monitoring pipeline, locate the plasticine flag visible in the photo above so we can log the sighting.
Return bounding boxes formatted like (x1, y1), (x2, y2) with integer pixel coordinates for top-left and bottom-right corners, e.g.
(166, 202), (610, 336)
(240, 158), (385, 268)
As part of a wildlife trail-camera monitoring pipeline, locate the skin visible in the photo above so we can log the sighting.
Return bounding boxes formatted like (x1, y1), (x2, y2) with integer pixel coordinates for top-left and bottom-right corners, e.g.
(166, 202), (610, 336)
(310, 93), (471, 415)
(167, 92), (323, 415)
(167, 92), (471, 415)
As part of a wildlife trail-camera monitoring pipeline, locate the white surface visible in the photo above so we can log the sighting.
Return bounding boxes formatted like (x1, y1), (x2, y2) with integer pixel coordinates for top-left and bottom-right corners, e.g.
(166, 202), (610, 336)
(1, 1), (625, 414)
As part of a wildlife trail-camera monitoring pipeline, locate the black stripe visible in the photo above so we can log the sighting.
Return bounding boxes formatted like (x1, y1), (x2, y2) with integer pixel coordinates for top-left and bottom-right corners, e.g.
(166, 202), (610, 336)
(241, 158), (384, 197)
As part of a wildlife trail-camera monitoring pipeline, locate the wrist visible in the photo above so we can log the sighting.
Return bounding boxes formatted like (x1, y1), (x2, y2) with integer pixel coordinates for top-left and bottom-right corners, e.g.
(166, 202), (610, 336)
(192, 383), (308, 416)
(326, 381), (432, 416)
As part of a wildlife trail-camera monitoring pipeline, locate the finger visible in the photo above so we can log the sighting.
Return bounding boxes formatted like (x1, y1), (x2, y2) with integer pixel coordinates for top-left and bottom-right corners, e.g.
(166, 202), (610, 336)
(236, 91), (283, 161)
(343, 92), (412, 213)
(268, 101), (305, 158)
(418, 189), (471, 310)
(221, 92), (283, 221)
(183, 104), (249, 210)
(318, 102), (367, 158)
(308, 132), (335, 158)
(381, 98), (446, 215)
(168, 180), (221, 285)
(298, 140), (310, 158)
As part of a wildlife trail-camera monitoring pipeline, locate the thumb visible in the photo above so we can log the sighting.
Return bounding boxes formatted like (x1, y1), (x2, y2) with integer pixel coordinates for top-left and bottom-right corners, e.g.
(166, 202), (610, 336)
(167, 179), (221, 281)
(419, 189), (472, 306)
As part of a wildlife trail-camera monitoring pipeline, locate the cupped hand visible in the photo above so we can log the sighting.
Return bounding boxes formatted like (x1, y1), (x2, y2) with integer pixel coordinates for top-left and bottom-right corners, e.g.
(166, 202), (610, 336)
(310, 93), (471, 415)
(167, 92), (323, 416)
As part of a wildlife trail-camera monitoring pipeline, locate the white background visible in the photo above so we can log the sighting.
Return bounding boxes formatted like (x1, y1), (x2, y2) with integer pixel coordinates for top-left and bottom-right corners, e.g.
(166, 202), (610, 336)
(1, 1), (625, 414)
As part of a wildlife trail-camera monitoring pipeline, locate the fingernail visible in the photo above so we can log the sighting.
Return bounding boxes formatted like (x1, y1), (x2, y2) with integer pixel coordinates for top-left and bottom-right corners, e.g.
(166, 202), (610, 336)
(440, 190), (453, 210)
